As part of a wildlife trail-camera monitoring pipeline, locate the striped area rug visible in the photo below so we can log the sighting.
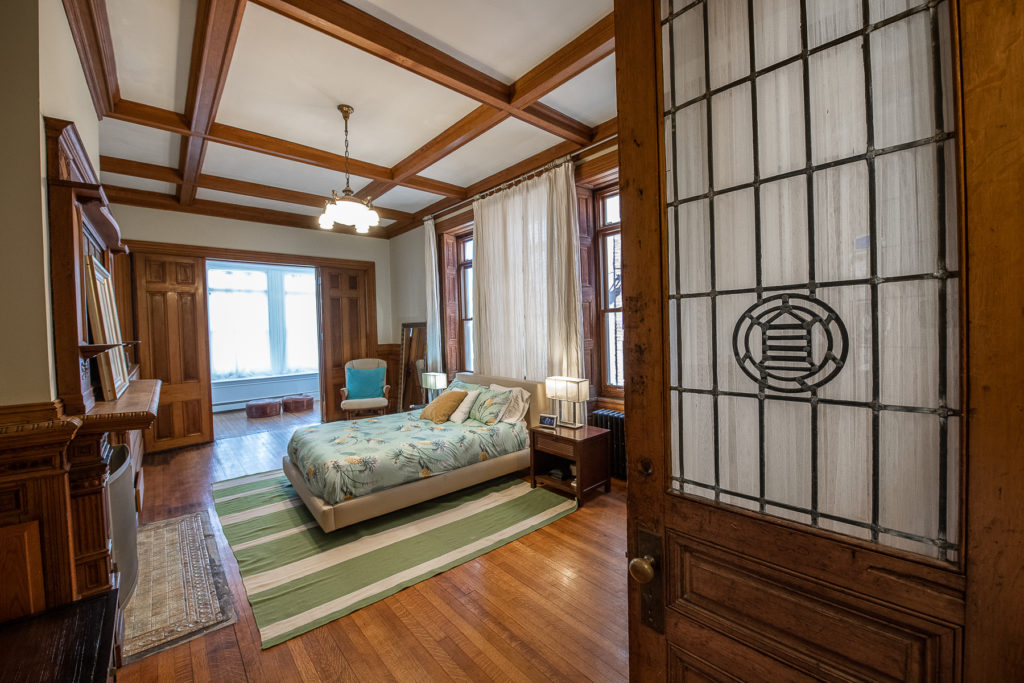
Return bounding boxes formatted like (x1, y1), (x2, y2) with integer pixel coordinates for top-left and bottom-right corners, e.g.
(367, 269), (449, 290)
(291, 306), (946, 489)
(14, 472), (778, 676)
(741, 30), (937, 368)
(212, 471), (576, 648)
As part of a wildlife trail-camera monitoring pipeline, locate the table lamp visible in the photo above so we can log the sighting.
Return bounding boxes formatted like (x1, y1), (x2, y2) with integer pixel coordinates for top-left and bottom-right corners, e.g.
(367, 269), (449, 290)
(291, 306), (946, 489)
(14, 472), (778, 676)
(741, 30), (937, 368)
(421, 372), (448, 402)
(545, 376), (589, 429)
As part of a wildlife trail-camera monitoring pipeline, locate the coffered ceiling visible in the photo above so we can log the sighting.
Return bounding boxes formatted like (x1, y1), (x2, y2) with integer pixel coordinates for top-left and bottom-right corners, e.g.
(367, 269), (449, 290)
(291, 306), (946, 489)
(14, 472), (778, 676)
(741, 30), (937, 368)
(69, 0), (618, 238)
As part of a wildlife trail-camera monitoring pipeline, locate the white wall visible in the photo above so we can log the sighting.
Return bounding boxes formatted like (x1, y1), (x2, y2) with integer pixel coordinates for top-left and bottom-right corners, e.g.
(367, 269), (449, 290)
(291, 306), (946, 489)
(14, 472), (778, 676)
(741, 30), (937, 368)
(110, 204), (397, 344)
(39, 0), (100, 165)
(0, 0), (100, 404)
(388, 226), (427, 340)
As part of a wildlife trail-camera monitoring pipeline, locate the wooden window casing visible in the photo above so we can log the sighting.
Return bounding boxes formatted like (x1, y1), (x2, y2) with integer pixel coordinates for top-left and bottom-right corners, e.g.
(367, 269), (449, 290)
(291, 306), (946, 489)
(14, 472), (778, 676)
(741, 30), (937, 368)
(595, 186), (624, 398)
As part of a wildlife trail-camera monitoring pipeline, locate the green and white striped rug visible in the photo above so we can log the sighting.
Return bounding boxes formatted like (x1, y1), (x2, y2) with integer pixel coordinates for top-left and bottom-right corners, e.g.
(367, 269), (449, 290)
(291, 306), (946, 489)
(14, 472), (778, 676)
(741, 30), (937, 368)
(212, 471), (576, 648)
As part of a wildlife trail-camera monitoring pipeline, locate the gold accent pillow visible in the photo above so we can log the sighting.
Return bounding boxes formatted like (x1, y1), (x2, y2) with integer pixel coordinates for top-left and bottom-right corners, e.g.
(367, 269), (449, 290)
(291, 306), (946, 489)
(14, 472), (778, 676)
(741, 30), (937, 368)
(420, 390), (468, 424)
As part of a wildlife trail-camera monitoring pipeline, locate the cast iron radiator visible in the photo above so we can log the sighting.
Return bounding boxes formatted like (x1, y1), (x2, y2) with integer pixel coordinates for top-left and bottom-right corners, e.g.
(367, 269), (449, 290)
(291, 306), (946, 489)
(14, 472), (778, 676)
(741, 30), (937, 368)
(590, 409), (626, 480)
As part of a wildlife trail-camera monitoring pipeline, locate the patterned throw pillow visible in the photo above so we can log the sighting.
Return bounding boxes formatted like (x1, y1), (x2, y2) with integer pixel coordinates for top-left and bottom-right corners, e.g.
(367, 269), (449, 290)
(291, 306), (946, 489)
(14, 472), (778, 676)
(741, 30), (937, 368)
(468, 388), (513, 425)
(449, 379), (487, 394)
(490, 383), (531, 423)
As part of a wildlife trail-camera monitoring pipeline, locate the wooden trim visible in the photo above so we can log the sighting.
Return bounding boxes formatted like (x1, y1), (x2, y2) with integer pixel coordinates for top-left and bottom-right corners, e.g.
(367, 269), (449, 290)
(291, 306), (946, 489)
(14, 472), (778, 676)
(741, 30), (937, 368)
(575, 147), (619, 188)
(594, 185), (624, 399)
(109, 100), (190, 135)
(100, 156), (182, 184)
(510, 13), (615, 108)
(177, 0), (247, 204)
(614, 0), (669, 678)
(105, 186), (390, 239)
(124, 239), (381, 272)
(61, 0), (120, 118)
(0, 401), (65, 426)
(959, 0), (1024, 677)
(435, 209), (473, 234)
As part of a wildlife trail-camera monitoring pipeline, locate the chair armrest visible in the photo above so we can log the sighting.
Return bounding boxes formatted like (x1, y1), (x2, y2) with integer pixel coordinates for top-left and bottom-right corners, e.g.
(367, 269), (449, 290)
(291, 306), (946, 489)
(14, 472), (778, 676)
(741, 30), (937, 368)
(339, 387), (348, 402)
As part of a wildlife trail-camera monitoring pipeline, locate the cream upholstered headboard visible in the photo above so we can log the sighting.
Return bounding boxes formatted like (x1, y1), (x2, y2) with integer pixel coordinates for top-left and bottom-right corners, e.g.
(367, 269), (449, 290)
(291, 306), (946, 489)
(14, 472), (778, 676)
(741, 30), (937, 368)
(454, 373), (548, 427)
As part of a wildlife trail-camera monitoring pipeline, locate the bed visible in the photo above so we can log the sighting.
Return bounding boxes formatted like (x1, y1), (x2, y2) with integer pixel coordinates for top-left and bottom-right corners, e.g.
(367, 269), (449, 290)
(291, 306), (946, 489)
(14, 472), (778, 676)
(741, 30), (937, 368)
(282, 373), (547, 532)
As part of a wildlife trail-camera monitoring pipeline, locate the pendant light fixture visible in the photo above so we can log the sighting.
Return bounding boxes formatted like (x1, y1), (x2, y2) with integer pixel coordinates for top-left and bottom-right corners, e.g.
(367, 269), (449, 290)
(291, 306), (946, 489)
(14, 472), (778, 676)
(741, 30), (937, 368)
(318, 104), (380, 234)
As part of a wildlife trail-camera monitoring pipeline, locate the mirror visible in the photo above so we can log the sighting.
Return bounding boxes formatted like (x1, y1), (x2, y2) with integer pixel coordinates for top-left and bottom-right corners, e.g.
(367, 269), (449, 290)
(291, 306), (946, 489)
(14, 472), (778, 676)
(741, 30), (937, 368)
(398, 322), (427, 410)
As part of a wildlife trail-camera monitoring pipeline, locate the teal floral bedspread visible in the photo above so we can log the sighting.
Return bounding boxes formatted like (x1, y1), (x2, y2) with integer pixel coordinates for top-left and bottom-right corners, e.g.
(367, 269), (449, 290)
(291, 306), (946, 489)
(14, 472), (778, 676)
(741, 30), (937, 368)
(287, 411), (528, 504)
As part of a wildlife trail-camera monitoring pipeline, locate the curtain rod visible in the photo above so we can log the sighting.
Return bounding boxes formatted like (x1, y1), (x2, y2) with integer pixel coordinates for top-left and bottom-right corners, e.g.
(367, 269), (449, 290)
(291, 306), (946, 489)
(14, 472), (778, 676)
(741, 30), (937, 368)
(427, 133), (618, 224)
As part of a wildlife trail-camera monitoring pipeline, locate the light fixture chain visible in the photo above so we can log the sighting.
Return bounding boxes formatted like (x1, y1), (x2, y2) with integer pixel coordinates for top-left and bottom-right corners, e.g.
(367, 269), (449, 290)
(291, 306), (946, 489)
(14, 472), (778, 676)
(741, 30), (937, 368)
(343, 109), (351, 191)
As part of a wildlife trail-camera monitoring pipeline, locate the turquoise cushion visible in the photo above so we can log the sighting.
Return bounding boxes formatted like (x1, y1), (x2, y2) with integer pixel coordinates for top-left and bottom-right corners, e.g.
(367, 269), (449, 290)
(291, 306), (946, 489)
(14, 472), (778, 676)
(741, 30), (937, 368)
(346, 367), (386, 399)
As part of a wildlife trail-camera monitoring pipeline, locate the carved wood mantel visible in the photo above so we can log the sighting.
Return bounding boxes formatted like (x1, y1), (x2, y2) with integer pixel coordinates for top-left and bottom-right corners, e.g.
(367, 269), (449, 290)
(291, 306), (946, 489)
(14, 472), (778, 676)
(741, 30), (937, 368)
(67, 379), (160, 598)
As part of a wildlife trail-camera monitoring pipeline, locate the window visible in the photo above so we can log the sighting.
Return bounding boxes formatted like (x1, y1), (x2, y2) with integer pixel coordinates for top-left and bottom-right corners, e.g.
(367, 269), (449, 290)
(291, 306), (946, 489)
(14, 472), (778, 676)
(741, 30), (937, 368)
(457, 235), (474, 371)
(597, 189), (624, 394)
(207, 262), (318, 380)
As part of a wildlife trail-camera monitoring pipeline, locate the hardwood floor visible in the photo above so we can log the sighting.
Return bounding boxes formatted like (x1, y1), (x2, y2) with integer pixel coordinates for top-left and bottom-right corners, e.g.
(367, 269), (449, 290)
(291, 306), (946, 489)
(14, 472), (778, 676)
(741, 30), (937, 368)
(119, 421), (628, 682)
(212, 401), (322, 439)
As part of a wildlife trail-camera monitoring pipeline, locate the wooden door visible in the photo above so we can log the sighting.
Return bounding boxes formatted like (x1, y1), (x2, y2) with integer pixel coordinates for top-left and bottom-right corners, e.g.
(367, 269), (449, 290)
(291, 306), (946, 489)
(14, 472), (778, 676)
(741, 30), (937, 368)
(134, 253), (212, 451)
(617, 1), (1023, 680)
(319, 266), (373, 423)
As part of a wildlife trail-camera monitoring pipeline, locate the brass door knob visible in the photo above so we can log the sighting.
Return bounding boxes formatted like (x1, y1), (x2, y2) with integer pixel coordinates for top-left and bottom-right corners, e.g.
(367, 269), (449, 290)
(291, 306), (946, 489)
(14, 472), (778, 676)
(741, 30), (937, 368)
(628, 555), (656, 584)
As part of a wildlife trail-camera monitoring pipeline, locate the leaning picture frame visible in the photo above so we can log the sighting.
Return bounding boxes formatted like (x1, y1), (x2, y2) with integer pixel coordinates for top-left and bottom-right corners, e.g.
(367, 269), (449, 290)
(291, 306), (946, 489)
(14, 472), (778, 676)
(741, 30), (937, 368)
(538, 413), (558, 429)
(85, 255), (130, 401)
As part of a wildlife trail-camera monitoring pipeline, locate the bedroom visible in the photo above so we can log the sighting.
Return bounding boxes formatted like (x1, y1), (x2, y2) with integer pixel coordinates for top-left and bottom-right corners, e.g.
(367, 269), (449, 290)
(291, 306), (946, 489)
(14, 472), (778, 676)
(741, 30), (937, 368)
(0, 1), (1021, 681)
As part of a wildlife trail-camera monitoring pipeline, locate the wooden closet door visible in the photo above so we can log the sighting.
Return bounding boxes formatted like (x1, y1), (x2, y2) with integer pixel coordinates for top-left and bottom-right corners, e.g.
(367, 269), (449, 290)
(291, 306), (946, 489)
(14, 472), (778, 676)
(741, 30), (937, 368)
(319, 267), (372, 423)
(134, 253), (212, 451)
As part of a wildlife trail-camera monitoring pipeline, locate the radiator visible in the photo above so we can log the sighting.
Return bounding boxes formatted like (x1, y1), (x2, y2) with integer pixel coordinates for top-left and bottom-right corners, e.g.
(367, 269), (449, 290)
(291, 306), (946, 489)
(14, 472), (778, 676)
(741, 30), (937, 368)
(590, 409), (626, 480)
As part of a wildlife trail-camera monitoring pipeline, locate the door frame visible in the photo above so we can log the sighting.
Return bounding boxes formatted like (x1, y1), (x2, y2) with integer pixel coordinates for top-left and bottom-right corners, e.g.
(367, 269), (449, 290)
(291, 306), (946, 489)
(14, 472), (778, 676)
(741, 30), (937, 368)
(614, 0), (1024, 678)
(125, 240), (380, 430)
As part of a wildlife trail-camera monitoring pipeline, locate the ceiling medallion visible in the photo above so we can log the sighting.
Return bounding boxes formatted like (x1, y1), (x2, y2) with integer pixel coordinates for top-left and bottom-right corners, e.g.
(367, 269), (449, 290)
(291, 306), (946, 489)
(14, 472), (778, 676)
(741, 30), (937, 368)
(319, 104), (380, 234)
(732, 293), (849, 393)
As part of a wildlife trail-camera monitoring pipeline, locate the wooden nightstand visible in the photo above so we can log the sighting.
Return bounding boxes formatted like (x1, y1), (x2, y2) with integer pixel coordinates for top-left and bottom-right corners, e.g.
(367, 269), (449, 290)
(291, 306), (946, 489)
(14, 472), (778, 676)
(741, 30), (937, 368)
(530, 425), (611, 507)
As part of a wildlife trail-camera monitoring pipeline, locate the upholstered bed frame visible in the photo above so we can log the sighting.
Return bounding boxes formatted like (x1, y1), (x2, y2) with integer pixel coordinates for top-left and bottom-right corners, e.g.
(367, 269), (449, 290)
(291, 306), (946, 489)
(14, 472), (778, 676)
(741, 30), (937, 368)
(282, 373), (547, 532)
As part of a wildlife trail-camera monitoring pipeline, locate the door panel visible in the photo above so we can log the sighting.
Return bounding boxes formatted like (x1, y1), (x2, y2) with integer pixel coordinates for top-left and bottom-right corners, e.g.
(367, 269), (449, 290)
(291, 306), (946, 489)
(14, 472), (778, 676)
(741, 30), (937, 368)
(615, 1), (983, 679)
(134, 253), (212, 451)
(319, 266), (372, 423)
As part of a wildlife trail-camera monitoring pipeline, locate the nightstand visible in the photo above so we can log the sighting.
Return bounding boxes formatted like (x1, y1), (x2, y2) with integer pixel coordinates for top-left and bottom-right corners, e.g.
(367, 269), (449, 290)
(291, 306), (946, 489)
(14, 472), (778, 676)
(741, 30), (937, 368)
(530, 425), (611, 507)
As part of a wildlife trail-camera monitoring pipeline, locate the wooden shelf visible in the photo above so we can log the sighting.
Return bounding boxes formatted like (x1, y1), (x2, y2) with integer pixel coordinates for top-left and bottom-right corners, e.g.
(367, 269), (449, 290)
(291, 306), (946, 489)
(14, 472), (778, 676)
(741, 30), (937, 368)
(535, 473), (577, 495)
(78, 379), (161, 434)
(78, 341), (140, 360)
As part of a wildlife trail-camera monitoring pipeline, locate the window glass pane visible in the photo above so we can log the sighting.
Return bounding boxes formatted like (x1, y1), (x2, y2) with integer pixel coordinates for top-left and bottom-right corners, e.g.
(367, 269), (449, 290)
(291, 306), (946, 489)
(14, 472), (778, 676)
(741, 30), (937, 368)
(208, 289), (271, 379)
(462, 266), (473, 317)
(463, 320), (473, 371)
(284, 272), (317, 374)
(603, 194), (620, 225)
(605, 311), (625, 386)
(604, 233), (622, 308)
(208, 268), (267, 292)
(462, 238), (473, 262)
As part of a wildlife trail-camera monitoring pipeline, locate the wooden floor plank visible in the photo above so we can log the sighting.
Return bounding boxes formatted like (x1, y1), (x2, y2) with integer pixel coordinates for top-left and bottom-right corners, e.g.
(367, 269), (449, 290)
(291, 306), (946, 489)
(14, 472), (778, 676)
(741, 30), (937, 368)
(119, 420), (628, 682)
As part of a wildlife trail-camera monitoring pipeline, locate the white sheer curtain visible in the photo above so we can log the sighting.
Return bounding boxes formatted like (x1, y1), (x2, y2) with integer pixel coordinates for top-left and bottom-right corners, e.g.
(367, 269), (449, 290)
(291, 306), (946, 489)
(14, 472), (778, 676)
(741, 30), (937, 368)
(472, 159), (583, 381)
(423, 217), (443, 373)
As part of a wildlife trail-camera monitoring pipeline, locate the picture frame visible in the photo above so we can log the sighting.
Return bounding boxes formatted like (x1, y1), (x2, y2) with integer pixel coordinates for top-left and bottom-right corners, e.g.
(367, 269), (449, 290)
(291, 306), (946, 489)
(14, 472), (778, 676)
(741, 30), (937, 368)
(85, 255), (130, 401)
(538, 413), (558, 429)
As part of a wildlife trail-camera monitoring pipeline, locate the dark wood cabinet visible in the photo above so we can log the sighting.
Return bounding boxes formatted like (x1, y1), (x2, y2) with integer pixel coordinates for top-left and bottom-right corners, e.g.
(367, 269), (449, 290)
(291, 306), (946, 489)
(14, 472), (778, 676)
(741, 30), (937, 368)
(530, 425), (610, 507)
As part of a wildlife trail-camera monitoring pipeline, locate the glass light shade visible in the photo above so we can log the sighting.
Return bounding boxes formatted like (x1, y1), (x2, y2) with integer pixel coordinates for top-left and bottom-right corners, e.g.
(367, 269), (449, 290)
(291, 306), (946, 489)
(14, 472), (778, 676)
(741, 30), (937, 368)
(318, 213), (334, 230)
(421, 372), (448, 390)
(545, 376), (589, 402)
(334, 197), (363, 225)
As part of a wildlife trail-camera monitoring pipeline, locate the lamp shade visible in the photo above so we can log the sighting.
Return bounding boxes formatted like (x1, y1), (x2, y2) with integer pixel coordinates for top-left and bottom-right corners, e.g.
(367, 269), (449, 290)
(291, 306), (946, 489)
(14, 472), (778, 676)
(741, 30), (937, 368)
(545, 376), (589, 402)
(421, 372), (448, 390)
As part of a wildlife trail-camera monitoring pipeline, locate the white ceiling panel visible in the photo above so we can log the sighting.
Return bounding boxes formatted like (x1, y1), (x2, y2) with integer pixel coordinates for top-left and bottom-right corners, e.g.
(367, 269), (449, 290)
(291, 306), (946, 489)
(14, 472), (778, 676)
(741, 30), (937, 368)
(202, 142), (370, 196)
(107, 0), (195, 112)
(216, 4), (479, 167)
(196, 188), (321, 216)
(99, 118), (182, 167)
(344, 0), (613, 83)
(540, 55), (618, 127)
(419, 118), (562, 187)
(100, 172), (177, 196)
(373, 186), (445, 213)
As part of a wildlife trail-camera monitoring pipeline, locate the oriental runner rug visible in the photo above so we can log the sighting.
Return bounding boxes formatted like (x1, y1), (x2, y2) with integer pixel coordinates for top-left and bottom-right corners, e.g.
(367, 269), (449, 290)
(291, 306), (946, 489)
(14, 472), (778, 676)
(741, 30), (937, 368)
(211, 472), (576, 648)
(121, 511), (235, 663)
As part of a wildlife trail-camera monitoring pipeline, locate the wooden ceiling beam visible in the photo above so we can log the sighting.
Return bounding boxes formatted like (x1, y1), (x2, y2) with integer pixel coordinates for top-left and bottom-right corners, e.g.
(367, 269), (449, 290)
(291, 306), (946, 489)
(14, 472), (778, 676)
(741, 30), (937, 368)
(98, 156), (412, 221)
(100, 156), (183, 184)
(177, 0), (247, 205)
(255, 0), (510, 106)
(361, 18), (614, 203)
(510, 14), (615, 108)
(104, 185), (390, 238)
(61, 0), (120, 117)
(110, 100), (191, 135)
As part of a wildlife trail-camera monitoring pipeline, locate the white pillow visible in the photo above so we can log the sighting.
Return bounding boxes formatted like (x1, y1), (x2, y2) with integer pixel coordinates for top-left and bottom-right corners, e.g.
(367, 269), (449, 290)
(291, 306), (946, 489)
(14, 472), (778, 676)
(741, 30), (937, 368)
(490, 383), (531, 423)
(448, 390), (480, 424)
